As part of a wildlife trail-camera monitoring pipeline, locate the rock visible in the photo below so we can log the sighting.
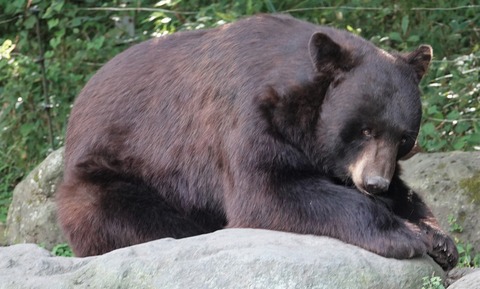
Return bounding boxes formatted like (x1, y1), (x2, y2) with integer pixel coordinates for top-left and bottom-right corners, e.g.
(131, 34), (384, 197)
(446, 267), (480, 287)
(448, 269), (480, 289)
(5, 147), (66, 249)
(0, 229), (443, 289)
(401, 151), (480, 251)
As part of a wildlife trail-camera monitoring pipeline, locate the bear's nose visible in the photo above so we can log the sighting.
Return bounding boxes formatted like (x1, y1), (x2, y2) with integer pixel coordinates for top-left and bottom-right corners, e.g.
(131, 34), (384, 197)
(364, 176), (390, 194)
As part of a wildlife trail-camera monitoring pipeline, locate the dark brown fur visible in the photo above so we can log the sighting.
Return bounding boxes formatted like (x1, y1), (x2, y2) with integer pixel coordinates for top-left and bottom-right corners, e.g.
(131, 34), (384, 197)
(56, 14), (457, 269)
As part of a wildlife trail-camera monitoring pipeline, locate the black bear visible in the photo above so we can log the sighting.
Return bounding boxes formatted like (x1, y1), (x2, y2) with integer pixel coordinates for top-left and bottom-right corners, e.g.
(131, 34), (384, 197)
(56, 14), (458, 269)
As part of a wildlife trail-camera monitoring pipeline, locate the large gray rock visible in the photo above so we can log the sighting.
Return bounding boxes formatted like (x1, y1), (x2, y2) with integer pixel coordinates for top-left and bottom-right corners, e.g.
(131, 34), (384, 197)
(0, 229), (443, 289)
(448, 269), (480, 289)
(401, 152), (480, 251)
(5, 147), (66, 249)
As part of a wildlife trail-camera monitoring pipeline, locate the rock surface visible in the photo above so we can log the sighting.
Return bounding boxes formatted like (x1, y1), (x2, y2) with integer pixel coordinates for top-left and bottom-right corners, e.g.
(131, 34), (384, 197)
(5, 147), (66, 249)
(0, 229), (443, 289)
(448, 269), (480, 289)
(401, 152), (480, 251)
(446, 268), (480, 287)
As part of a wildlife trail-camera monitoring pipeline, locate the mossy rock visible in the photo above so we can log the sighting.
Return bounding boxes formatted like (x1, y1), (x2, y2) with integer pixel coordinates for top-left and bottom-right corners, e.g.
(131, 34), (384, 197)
(401, 151), (480, 252)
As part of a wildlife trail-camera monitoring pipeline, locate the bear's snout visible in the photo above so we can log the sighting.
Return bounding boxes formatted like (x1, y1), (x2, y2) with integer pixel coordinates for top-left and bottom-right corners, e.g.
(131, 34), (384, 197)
(364, 176), (390, 194)
(348, 139), (397, 195)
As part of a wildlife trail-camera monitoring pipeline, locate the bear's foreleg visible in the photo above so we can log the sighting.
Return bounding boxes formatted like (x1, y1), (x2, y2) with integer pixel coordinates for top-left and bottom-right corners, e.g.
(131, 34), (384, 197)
(225, 174), (429, 261)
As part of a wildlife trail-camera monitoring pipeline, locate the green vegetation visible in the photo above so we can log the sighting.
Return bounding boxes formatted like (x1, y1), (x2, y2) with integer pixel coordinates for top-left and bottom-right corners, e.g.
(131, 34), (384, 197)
(456, 241), (480, 268)
(421, 274), (445, 289)
(51, 243), (74, 257)
(448, 214), (480, 268)
(0, 0), (478, 263)
(448, 215), (464, 234)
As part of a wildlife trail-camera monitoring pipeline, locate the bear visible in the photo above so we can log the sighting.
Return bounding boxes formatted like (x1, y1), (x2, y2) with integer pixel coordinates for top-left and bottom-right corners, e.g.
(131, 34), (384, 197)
(56, 14), (458, 270)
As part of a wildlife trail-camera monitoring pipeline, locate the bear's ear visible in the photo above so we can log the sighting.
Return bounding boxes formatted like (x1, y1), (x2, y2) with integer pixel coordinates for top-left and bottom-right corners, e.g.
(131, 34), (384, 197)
(308, 32), (352, 73)
(405, 45), (433, 81)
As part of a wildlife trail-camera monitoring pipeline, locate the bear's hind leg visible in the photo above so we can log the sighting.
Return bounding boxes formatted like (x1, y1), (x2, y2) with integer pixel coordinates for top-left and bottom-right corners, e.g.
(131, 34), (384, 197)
(56, 179), (214, 257)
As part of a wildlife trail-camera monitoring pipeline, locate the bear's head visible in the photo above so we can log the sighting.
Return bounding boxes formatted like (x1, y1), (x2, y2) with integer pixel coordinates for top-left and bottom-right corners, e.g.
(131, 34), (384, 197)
(310, 32), (432, 195)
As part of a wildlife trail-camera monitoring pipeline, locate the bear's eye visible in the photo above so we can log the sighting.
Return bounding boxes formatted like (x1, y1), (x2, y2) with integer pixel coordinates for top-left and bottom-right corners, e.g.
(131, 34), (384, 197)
(400, 137), (407, 145)
(362, 128), (373, 137)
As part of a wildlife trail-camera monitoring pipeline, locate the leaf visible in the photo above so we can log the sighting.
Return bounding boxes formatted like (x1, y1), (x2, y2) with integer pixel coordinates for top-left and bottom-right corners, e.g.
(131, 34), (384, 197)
(155, 0), (171, 6)
(52, 1), (64, 12)
(264, 0), (276, 12)
(42, 6), (54, 19)
(454, 122), (470, 134)
(446, 110), (460, 120)
(246, 0), (253, 14)
(48, 18), (59, 29)
(407, 35), (420, 43)
(422, 122), (436, 136)
(467, 133), (480, 145)
(87, 36), (105, 50)
(389, 32), (402, 42)
(452, 137), (467, 150)
(431, 139), (447, 151)
(20, 123), (34, 136)
(426, 105), (439, 115)
(55, 28), (66, 38)
(45, 51), (54, 58)
(401, 16), (409, 36)
(0, 39), (15, 59)
(49, 37), (61, 49)
(23, 16), (36, 29)
(160, 17), (171, 24)
(71, 17), (82, 27)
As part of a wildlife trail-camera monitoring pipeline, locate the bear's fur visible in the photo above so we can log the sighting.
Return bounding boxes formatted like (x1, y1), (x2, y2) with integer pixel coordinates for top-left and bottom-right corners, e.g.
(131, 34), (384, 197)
(56, 14), (457, 269)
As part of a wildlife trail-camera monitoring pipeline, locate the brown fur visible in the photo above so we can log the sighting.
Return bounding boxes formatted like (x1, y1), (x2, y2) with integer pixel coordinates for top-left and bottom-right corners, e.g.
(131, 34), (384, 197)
(56, 14), (457, 270)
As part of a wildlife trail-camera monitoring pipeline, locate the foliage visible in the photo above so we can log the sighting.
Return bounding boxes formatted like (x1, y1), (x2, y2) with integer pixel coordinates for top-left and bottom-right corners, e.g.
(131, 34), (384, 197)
(448, 214), (480, 268)
(448, 215), (464, 233)
(150, 1), (480, 153)
(0, 0), (478, 227)
(51, 243), (74, 257)
(455, 240), (480, 268)
(0, 0), (152, 221)
(420, 54), (480, 152)
(421, 274), (445, 289)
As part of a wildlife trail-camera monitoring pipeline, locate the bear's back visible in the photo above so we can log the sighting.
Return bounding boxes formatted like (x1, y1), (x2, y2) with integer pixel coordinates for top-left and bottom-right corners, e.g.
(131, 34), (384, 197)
(62, 14), (377, 199)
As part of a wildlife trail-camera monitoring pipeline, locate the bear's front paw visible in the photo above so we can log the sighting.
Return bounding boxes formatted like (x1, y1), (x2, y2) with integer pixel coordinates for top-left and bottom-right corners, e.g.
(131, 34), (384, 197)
(428, 230), (458, 271)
